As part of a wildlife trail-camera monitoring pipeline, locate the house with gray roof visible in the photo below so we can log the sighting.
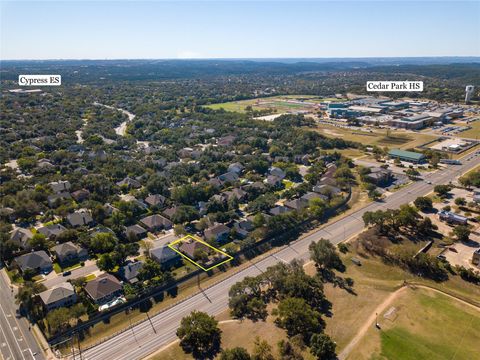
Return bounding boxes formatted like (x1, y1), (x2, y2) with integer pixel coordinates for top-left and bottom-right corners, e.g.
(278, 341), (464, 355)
(49, 180), (71, 194)
(124, 224), (147, 240)
(116, 177), (141, 189)
(14, 251), (52, 275)
(37, 224), (67, 239)
(204, 223), (230, 243)
(10, 228), (33, 249)
(119, 261), (143, 283)
(39, 282), (77, 311)
(51, 241), (88, 265)
(150, 246), (182, 270)
(67, 209), (93, 227)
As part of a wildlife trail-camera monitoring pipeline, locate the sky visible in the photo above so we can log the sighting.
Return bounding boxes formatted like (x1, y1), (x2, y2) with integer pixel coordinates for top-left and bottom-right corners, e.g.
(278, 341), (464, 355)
(1, 1), (479, 60)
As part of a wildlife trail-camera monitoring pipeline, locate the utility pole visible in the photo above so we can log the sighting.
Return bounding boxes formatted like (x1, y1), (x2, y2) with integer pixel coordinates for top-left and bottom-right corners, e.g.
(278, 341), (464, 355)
(146, 312), (156, 334)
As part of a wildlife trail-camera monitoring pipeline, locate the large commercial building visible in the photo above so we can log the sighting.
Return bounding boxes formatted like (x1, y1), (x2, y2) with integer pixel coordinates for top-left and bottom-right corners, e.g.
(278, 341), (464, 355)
(388, 149), (426, 163)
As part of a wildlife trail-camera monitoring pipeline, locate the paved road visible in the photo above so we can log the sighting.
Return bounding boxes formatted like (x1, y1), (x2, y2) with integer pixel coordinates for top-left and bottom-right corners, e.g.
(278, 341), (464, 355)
(42, 263), (99, 289)
(80, 156), (480, 360)
(0, 270), (43, 360)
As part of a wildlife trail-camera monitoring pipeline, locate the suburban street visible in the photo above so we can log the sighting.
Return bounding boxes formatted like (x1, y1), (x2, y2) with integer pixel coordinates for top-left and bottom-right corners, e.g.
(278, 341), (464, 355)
(79, 155), (480, 360)
(0, 270), (43, 360)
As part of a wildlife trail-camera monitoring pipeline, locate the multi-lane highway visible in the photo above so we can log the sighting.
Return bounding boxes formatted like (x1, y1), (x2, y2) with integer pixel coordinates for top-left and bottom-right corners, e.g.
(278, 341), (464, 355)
(79, 155), (479, 360)
(0, 270), (44, 360)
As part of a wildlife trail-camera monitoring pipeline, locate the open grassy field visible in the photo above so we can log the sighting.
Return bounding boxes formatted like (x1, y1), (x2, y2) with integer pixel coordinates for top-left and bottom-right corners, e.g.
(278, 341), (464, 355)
(204, 95), (342, 114)
(457, 120), (480, 139)
(346, 287), (480, 360)
(315, 124), (437, 150)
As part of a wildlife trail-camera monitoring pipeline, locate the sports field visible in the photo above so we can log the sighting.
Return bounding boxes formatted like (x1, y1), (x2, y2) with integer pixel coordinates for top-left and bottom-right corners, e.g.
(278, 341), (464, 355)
(204, 95), (342, 113)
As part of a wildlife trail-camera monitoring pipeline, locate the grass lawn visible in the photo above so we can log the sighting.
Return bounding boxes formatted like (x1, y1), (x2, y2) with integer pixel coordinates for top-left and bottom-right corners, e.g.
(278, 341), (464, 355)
(304, 247), (480, 354)
(458, 120), (480, 140)
(53, 262), (82, 274)
(314, 124), (437, 150)
(85, 273), (96, 282)
(346, 287), (480, 360)
(204, 95), (343, 114)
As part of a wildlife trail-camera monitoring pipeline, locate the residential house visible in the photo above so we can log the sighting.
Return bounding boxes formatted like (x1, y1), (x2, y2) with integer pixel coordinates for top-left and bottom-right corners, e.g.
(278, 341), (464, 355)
(67, 209), (94, 227)
(116, 177), (141, 189)
(84, 273), (123, 304)
(37, 224), (67, 240)
(51, 241), (88, 265)
(364, 167), (392, 186)
(124, 224), (147, 240)
(119, 261), (143, 283)
(285, 198), (309, 211)
(49, 180), (71, 194)
(144, 194), (166, 208)
(301, 192), (328, 203)
(150, 246), (182, 270)
(10, 228), (33, 249)
(269, 167), (286, 180)
(39, 282), (77, 311)
(14, 251), (53, 274)
(178, 239), (210, 261)
(140, 214), (173, 232)
(204, 223), (230, 243)
(218, 171), (239, 183)
(71, 189), (90, 202)
(47, 192), (72, 208)
(228, 162), (244, 174)
(264, 175), (282, 187)
(269, 206), (291, 216)
(233, 218), (254, 238)
(162, 206), (179, 220)
(313, 184), (342, 196)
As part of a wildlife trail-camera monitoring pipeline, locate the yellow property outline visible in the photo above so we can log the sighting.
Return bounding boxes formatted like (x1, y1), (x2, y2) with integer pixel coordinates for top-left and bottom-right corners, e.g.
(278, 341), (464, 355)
(167, 234), (234, 271)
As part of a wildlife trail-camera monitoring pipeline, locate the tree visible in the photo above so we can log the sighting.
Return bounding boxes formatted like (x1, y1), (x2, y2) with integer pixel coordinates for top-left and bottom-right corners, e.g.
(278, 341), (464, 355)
(138, 258), (162, 281)
(273, 297), (324, 342)
(434, 184), (451, 198)
(89, 232), (117, 254)
(414, 196), (433, 212)
(16, 281), (46, 316)
(454, 197), (466, 206)
(309, 333), (337, 360)
(277, 340), (304, 360)
(97, 253), (116, 272)
(176, 311), (222, 358)
(46, 307), (71, 335)
(453, 225), (470, 242)
(309, 239), (344, 271)
(28, 233), (47, 250)
(220, 347), (251, 360)
(252, 336), (274, 360)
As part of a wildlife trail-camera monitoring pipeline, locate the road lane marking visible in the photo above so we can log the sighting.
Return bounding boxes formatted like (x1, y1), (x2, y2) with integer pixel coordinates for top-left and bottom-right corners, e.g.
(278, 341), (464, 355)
(0, 302), (26, 360)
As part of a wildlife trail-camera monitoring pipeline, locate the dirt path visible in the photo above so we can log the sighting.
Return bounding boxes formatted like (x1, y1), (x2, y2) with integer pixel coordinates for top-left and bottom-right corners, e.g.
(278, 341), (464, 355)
(338, 284), (480, 360)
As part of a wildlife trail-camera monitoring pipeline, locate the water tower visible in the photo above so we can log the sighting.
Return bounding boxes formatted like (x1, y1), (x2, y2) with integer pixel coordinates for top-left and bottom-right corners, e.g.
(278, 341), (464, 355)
(465, 85), (474, 104)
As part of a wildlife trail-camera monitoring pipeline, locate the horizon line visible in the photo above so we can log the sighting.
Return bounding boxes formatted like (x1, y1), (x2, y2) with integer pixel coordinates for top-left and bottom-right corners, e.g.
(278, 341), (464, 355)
(1, 55), (480, 62)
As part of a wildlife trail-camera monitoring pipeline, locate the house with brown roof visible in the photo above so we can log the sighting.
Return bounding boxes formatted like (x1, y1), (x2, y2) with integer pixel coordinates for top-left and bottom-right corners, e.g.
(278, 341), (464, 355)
(140, 214), (173, 232)
(144, 194), (166, 208)
(178, 239), (210, 261)
(84, 273), (123, 304)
